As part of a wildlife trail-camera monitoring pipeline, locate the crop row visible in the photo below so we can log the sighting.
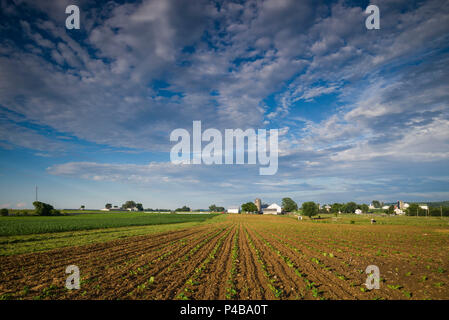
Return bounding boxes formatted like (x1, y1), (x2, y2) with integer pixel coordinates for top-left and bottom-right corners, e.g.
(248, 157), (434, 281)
(249, 228), (324, 299)
(252, 227), (370, 299)
(256, 226), (442, 300)
(125, 226), (231, 299)
(225, 226), (240, 299)
(244, 228), (284, 299)
(126, 228), (223, 297)
(176, 226), (234, 299)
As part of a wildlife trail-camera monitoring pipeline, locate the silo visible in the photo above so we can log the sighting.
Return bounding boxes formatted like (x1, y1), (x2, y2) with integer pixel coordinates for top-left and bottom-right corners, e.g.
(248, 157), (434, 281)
(255, 198), (261, 213)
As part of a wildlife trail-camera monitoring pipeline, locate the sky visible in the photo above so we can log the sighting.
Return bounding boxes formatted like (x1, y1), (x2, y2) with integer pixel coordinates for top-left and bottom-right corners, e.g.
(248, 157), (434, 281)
(0, 0), (449, 210)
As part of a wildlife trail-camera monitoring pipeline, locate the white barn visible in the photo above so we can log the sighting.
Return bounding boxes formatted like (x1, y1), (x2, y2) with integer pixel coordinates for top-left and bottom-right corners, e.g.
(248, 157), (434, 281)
(227, 207), (240, 214)
(262, 203), (282, 215)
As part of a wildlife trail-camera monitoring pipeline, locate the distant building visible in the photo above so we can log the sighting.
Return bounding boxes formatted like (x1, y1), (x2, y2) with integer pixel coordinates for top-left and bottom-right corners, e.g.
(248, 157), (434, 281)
(101, 204), (129, 212)
(369, 204), (375, 210)
(382, 205), (390, 210)
(419, 205), (429, 210)
(324, 205), (331, 212)
(355, 209), (362, 214)
(394, 208), (405, 215)
(227, 207), (240, 214)
(262, 203), (282, 215)
(398, 200), (405, 210)
(255, 198), (261, 213)
(101, 207), (127, 212)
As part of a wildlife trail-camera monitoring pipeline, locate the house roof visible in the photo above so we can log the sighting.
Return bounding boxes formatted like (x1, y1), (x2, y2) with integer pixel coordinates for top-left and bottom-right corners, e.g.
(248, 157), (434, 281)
(267, 203), (281, 209)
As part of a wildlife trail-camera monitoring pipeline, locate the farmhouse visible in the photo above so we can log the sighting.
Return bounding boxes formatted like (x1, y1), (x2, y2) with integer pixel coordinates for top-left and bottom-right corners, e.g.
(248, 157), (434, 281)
(262, 203), (282, 215)
(101, 207), (127, 212)
(227, 207), (240, 214)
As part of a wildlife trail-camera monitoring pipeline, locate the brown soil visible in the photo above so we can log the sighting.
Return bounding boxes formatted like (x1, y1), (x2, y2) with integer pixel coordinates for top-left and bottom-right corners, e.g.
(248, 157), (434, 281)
(1, 215), (448, 300)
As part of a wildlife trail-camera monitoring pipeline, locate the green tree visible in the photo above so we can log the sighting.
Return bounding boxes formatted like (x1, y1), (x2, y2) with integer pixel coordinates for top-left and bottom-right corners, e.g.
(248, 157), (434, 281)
(209, 205), (225, 212)
(175, 206), (191, 212)
(51, 209), (62, 216)
(33, 201), (54, 216)
(0, 208), (8, 216)
(330, 203), (343, 213)
(372, 200), (381, 208)
(241, 202), (258, 213)
(302, 201), (318, 219)
(345, 202), (357, 213)
(386, 205), (394, 215)
(406, 203), (422, 216)
(136, 203), (144, 211)
(105, 203), (112, 209)
(282, 197), (298, 212)
(361, 204), (369, 212)
(122, 200), (137, 209)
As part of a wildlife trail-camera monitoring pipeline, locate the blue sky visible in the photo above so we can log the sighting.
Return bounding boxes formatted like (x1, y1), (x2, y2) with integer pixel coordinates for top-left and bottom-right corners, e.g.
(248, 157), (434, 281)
(1, 0), (449, 209)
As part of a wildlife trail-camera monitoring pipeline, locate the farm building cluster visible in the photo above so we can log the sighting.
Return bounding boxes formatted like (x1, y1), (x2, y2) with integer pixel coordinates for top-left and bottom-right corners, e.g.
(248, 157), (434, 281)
(227, 198), (283, 215)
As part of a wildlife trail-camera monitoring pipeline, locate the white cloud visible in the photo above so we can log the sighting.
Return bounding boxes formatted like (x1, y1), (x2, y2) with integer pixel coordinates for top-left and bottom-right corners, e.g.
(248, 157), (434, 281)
(1, 0), (449, 205)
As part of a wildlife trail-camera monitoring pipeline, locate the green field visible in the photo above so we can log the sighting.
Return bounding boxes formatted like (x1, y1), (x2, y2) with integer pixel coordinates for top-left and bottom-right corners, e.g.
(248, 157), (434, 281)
(0, 212), (218, 236)
(2, 212), (448, 257)
(290, 213), (449, 227)
(0, 212), (225, 256)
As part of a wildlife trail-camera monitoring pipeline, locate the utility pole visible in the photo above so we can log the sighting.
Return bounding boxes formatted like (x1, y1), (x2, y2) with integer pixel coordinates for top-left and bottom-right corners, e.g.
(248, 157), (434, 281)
(35, 186), (38, 202)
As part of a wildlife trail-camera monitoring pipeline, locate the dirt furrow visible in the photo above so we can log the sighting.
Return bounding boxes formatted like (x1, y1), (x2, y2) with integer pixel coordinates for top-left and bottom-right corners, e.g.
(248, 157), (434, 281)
(245, 226), (307, 299)
(187, 224), (237, 299)
(0, 226), (223, 299)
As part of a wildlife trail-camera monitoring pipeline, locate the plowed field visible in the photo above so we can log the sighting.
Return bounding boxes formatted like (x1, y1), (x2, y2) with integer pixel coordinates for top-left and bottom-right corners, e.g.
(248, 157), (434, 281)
(1, 215), (448, 300)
